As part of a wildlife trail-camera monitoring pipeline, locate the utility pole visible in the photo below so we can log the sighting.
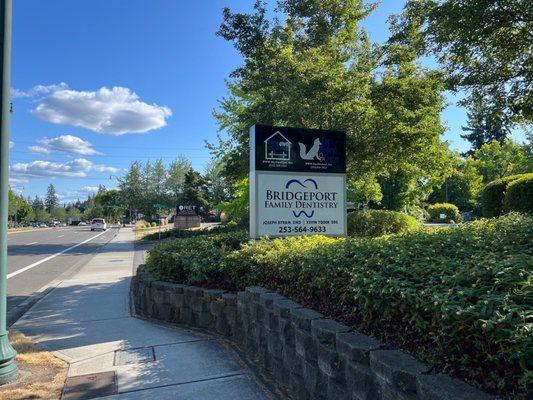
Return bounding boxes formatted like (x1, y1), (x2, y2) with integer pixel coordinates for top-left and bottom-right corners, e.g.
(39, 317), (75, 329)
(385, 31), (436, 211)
(0, 0), (18, 384)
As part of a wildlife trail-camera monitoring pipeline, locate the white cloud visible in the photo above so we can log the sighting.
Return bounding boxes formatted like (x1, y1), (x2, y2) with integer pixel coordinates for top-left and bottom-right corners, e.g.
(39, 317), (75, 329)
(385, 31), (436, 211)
(59, 186), (101, 202)
(28, 135), (101, 156)
(32, 86), (172, 135)
(10, 158), (118, 179)
(11, 83), (69, 98)
(9, 177), (27, 184)
(27, 145), (50, 155)
(9, 141), (14, 149)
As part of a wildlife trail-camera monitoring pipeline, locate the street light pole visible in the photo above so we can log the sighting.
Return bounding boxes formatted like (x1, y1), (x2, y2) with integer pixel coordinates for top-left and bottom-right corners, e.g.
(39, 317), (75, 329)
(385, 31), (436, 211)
(0, 0), (18, 384)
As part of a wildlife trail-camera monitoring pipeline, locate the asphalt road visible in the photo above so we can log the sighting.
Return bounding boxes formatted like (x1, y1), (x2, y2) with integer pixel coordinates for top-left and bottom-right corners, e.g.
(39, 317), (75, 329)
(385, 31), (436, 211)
(6, 226), (119, 317)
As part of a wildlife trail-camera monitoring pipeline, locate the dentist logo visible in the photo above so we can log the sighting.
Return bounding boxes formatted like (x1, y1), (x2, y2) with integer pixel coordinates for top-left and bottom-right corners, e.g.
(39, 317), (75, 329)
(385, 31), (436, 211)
(285, 178), (318, 218)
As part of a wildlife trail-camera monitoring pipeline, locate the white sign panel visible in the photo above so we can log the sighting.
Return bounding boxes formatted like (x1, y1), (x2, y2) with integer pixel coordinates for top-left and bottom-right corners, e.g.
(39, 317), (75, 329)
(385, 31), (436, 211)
(255, 173), (346, 237)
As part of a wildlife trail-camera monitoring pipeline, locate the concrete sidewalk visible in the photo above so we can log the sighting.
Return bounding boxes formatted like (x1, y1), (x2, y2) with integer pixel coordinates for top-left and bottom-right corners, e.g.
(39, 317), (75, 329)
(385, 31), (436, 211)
(13, 228), (276, 400)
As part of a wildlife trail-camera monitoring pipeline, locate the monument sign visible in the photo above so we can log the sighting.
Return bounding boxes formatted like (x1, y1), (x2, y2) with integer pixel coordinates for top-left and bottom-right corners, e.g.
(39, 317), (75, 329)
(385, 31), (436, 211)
(250, 125), (346, 238)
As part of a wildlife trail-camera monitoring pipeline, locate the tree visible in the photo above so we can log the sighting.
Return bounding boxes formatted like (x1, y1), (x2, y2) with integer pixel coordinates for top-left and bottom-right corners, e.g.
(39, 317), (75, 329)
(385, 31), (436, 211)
(428, 153), (484, 211)
(391, 0), (532, 125)
(118, 162), (142, 221)
(31, 196), (50, 223)
(51, 206), (67, 222)
(180, 169), (209, 211)
(44, 184), (58, 213)
(204, 159), (230, 206)
(469, 139), (530, 183)
(212, 0), (450, 212)
(460, 94), (512, 154)
(166, 155), (191, 204)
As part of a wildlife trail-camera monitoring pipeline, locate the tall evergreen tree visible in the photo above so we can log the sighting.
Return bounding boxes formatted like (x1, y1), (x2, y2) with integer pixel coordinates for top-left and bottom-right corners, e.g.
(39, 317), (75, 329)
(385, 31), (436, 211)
(44, 184), (58, 213)
(460, 94), (511, 154)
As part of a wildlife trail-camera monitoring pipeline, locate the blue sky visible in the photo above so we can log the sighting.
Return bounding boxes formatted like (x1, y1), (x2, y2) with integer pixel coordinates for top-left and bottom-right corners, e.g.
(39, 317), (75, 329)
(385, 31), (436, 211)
(8, 1), (525, 203)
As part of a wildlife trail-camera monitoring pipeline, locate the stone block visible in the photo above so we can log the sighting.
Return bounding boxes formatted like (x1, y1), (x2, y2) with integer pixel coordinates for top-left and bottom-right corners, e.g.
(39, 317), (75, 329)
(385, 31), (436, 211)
(416, 374), (494, 400)
(184, 286), (204, 298)
(245, 286), (270, 302)
(259, 292), (286, 309)
(221, 293), (237, 306)
(203, 289), (227, 301)
(279, 317), (295, 346)
(377, 382), (418, 400)
(317, 344), (345, 382)
(327, 379), (349, 400)
(337, 332), (380, 365)
(273, 298), (301, 318)
(370, 350), (427, 394)
(295, 328), (317, 362)
(345, 361), (377, 400)
(209, 299), (225, 316)
(266, 330), (283, 355)
(290, 308), (324, 331)
(283, 346), (303, 373)
(289, 373), (310, 400)
(311, 319), (349, 346)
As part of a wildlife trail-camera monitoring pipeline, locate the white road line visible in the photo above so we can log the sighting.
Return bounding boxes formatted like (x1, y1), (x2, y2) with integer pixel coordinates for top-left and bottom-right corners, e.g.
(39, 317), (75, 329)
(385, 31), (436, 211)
(57, 235), (64, 238)
(7, 230), (109, 280)
(26, 242), (38, 245)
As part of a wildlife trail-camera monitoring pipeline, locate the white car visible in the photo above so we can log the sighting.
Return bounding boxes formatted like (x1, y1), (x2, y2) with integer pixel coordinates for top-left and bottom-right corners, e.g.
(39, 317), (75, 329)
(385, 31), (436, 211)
(91, 218), (107, 231)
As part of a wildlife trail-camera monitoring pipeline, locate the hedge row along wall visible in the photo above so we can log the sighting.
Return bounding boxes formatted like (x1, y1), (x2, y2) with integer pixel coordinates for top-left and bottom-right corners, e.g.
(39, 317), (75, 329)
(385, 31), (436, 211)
(132, 266), (492, 400)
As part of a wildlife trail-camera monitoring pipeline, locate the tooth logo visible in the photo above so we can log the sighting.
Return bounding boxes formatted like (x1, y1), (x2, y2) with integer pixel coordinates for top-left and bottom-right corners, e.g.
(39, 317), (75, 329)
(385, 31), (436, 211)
(285, 178), (318, 218)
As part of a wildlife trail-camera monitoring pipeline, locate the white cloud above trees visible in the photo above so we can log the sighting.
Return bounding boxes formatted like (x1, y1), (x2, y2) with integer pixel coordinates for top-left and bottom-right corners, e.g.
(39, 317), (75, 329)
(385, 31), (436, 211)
(27, 134), (102, 156)
(32, 86), (172, 135)
(10, 158), (118, 179)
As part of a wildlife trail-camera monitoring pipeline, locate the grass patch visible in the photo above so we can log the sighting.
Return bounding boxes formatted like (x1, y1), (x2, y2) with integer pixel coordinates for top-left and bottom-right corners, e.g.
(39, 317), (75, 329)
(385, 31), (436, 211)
(0, 330), (68, 400)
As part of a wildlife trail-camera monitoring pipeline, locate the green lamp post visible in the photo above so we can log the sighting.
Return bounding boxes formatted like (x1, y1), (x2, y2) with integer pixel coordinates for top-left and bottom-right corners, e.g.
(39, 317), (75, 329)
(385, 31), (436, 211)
(0, 0), (18, 384)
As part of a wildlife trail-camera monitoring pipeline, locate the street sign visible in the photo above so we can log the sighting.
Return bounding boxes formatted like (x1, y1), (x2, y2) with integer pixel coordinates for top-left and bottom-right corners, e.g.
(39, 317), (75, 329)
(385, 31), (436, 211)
(250, 125), (347, 239)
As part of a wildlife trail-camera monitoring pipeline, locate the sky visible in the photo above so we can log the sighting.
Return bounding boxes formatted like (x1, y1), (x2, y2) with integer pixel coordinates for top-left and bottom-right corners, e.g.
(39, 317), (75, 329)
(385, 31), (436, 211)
(8, 0), (526, 203)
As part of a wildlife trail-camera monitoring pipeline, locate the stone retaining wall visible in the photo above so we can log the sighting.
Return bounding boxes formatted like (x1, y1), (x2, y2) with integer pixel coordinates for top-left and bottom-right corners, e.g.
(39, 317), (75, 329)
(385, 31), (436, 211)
(132, 266), (492, 400)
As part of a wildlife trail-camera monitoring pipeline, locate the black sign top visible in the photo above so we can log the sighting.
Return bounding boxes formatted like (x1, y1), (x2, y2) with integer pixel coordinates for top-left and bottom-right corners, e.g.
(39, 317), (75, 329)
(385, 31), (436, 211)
(251, 125), (346, 173)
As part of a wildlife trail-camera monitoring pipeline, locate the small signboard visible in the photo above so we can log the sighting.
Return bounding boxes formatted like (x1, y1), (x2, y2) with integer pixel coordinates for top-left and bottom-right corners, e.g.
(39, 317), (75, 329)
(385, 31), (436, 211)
(176, 205), (198, 216)
(250, 125), (347, 238)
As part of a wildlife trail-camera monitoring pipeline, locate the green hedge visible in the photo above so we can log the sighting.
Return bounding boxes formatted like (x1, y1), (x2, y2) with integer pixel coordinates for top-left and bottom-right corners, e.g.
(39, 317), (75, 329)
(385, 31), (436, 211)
(142, 224), (241, 241)
(427, 202), (461, 222)
(504, 176), (533, 213)
(480, 173), (532, 217)
(146, 214), (532, 398)
(347, 210), (420, 237)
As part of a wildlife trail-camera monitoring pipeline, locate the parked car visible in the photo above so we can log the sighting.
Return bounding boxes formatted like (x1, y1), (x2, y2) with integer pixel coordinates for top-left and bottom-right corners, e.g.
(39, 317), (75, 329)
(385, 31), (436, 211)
(39, 223), (47, 228)
(78, 222), (87, 226)
(59, 222), (67, 227)
(91, 218), (107, 231)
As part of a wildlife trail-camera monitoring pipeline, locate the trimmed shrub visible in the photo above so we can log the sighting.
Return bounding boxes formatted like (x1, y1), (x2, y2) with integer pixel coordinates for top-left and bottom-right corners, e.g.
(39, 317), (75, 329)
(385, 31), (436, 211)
(147, 230), (248, 286)
(504, 175), (533, 213)
(347, 210), (419, 237)
(480, 173), (532, 217)
(146, 214), (533, 398)
(427, 203), (461, 223)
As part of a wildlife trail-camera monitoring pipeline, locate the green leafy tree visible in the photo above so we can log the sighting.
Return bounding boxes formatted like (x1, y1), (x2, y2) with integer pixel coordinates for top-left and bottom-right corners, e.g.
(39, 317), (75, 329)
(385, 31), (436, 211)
(204, 159), (231, 206)
(166, 155), (191, 204)
(51, 206), (67, 222)
(391, 0), (532, 124)
(469, 139), (531, 183)
(212, 0), (449, 212)
(428, 153), (484, 211)
(119, 161), (143, 221)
